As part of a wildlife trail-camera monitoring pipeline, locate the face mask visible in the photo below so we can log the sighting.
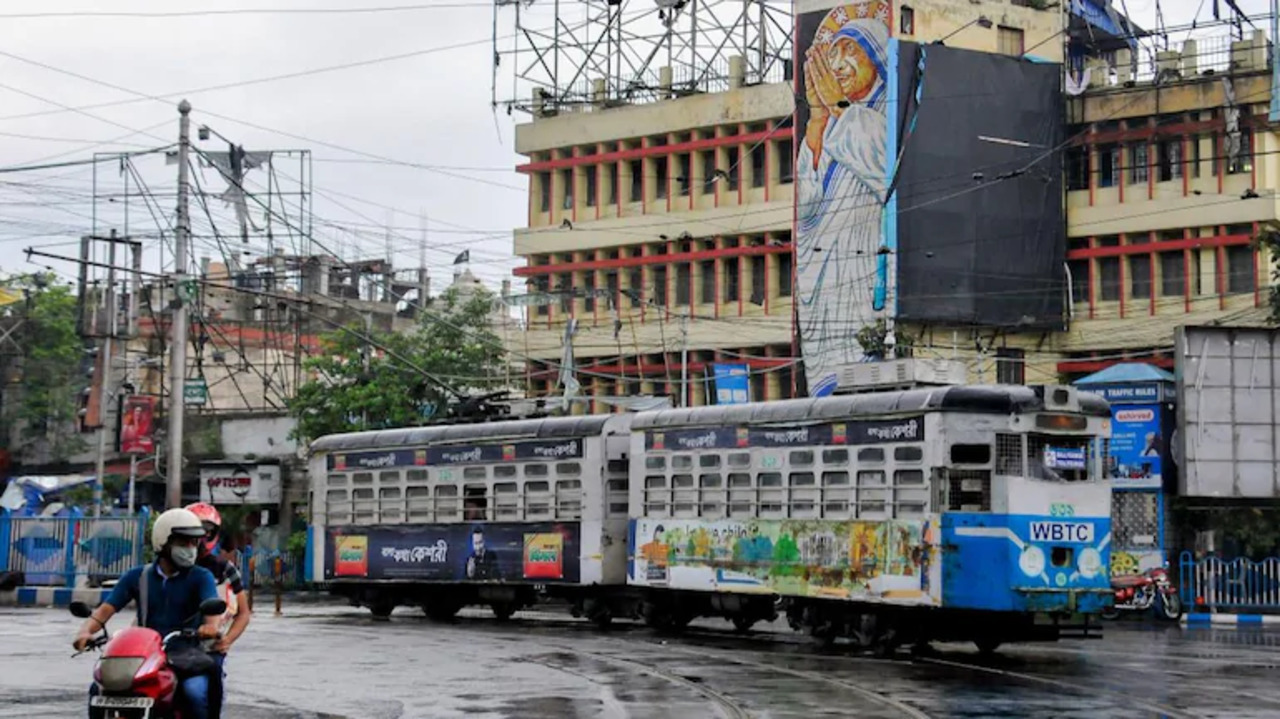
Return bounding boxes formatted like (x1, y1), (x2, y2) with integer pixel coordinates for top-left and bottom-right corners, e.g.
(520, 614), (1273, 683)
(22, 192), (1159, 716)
(170, 545), (197, 569)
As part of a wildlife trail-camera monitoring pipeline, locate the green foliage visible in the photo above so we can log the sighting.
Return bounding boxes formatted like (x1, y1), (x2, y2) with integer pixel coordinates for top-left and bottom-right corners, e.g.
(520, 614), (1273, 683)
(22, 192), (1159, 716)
(0, 271), (86, 458)
(1255, 222), (1280, 325)
(854, 318), (915, 360)
(286, 530), (308, 558)
(288, 287), (505, 443)
(60, 474), (127, 510)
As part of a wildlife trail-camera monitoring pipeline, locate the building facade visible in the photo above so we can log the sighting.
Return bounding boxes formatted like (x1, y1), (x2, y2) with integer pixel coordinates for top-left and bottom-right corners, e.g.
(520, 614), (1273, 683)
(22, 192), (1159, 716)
(511, 0), (1066, 409)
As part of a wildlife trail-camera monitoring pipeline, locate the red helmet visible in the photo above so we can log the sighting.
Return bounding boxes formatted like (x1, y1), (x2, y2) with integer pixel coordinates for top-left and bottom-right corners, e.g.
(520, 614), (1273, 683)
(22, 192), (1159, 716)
(185, 502), (222, 554)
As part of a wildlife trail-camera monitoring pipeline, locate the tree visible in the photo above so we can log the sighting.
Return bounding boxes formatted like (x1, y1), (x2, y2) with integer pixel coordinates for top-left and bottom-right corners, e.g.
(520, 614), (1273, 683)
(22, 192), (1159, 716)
(854, 318), (915, 360)
(0, 271), (86, 460)
(289, 286), (506, 443)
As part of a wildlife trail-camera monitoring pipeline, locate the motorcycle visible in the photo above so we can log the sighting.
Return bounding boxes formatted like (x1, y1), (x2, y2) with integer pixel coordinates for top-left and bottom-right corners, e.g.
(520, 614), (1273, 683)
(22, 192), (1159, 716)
(71, 597), (227, 719)
(1101, 566), (1182, 621)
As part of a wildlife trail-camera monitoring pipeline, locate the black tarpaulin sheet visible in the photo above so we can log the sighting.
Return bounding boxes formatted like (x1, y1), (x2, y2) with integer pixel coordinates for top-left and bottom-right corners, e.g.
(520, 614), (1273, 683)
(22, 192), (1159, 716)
(892, 43), (1066, 328)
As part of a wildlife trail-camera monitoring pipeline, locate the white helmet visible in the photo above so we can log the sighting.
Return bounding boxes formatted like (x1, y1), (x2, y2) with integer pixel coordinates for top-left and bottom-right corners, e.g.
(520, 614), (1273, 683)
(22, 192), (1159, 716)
(152, 508), (206, 552)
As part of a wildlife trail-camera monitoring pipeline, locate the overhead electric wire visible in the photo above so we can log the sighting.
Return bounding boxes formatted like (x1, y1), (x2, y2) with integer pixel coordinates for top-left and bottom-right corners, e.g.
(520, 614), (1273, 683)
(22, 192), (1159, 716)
(0, 4), (494, 20)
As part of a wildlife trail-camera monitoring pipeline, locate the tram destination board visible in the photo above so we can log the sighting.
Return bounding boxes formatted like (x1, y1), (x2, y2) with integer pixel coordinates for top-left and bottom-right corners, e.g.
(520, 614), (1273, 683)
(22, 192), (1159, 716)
(327, 438), (584, 471)
(645, 416), (925, 451)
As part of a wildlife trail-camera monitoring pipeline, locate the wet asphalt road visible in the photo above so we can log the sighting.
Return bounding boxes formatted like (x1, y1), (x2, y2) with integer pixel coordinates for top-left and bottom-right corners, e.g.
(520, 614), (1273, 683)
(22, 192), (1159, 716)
(2, 602), (1278, 719)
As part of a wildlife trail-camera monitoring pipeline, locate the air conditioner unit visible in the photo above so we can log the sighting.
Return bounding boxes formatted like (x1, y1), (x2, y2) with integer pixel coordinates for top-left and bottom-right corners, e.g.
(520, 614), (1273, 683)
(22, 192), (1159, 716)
(835, 358), (969, 393)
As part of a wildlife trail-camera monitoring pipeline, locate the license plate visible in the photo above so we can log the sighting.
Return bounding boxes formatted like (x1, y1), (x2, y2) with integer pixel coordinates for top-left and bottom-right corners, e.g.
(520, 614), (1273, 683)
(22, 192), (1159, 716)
(90, 696), (154, 709)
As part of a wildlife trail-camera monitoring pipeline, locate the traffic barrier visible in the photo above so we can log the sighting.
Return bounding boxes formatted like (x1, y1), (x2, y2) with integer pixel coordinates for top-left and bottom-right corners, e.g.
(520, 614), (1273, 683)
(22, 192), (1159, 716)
(1181, 613), (1280, 627)
(1178, 551), (1280, 615)
(0, 586), (112, 608)
(0, 508), (150, 587)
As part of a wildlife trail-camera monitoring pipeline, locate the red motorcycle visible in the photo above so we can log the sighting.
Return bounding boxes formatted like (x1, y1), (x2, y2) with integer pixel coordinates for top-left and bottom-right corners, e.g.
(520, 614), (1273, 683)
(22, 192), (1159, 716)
(71, 598), (226, 719)
(1101, 566), (1182, 621)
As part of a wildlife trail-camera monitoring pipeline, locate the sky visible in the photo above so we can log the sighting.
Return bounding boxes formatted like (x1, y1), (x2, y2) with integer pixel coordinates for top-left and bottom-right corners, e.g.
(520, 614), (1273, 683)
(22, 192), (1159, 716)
(0, 0), (1271, 295)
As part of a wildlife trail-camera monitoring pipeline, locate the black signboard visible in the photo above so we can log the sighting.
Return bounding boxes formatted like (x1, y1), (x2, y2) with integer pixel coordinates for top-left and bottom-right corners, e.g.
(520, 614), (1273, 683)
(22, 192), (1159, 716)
(325, 521), (582, 584)
(645, 416), (925, 451)
(327, 438), (583, 471)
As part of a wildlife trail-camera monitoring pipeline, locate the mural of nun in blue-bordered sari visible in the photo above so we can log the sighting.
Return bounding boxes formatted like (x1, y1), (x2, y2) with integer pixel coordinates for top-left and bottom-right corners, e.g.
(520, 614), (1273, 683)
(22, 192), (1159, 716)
(797, 1), (891, 397)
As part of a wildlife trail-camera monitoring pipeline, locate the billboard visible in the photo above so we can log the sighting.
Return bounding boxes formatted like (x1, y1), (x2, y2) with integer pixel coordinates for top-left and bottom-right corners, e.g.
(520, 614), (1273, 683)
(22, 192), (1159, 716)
(794, 0), (893, 397)
(628, 516), (941, 606)
(199, 462), (282, 505)
(1105, 405), (1163, 489)
(1176, 327), (1280, 497)
(711, 363), (750, 404)
(324, 522), (582, 583)
(117, 395), (157, 455)
(891, 42), (1066, 327)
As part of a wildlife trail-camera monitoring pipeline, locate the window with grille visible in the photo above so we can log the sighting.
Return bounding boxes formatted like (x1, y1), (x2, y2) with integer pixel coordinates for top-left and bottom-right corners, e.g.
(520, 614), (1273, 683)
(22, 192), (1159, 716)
(996, 433), (1024, 476)
(1026, 433), (1094, 481)
(996, 348), (1025, 385)
(778, 139), (794, 184)
(1159, 252), (1184, 297)
(1157, 139), (1182, 182)
(585, 165), (598, 207)
(1130, 254), (1152, 299)
(1113, 492), (1160, 549)
(1098, 144), (1119, 187)
(1066, 146), (1090, 190)
(1099, 257), (1121, 301)
(1226, 245), (1255, 294)
(947, 470), (991, 511)
(1129, 143), (1149, 184)
(700, 260), (716, 303)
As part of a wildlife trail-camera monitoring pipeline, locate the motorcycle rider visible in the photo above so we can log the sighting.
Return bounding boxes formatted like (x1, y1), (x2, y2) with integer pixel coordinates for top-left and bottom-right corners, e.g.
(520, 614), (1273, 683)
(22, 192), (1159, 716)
(73, 508), (222, 719)
(185, 502), (253, 718)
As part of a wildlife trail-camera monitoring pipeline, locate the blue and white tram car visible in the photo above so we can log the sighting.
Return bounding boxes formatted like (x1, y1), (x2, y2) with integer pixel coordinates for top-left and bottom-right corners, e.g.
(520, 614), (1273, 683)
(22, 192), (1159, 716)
(306, 416), (634, 622)
(625, 384), (1113, 651)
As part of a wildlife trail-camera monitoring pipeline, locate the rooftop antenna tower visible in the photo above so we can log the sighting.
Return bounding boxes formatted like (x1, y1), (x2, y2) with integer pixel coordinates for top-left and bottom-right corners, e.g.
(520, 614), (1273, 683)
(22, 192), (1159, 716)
(492, 0), (793, 117)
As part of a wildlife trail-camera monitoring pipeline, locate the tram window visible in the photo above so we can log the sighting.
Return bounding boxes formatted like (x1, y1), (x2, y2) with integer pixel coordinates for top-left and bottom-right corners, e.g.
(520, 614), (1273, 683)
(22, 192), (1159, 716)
(525, 464), (549, 477)
(327, 474), (347, 486)
(728, 473), (752, 487)
(894, 446), (924, 462)
(699, 474), (723, 488)
(822, 449), (849, 465)
(325, 489), (347, 506)
(526, 481), (552, 517)
(824, 500), (850, 517)
(789, 450), (815, 467)
(556, 462), (582, 476)
(700, 474), (725, 517)
(895, 501), (927, 518)
(857, 470), (886, 486)
(646, 456), (666, 470)
(352, 472), (374, 485)
(463, 485), (487, 520)
(405, 469), (428, 485)
(789, 472), (816, 486)
(379, 471), (400, 486)
(379, 487), (403, 522)
(758, 472), (783, 487)
(607, 459), (629, 473)
(822, 471), (850, 486)
(951, 444), (992, 464)
(672, 455), (694, 470)
(700, 455), (722, 468)
(728, 453), (752, 468)
(858, 499), (888, 518)
(352, 488), (375, 523)
(463, 466), (488, 480)
(435, 485), (459, 519)
(646, 476), (668, 489)
(672, 474), (695, 488)
(494, 482), (520, 519)
(407, 486), (432, 520)
(857, 448), (885, 463)
(894, 470), (925, 486)
(493, 465), (518, 479)
(606, 478), (630, 516)
(326, 489), (350, 523)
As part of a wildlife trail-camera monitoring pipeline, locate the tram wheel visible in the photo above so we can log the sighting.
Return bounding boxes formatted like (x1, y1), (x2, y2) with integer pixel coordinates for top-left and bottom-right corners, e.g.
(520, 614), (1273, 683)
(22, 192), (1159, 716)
(974, 638), (1002, 655)
(369, 602), (394, 620)
(491, 602), (517, 621)
(732, 616), (756, 633)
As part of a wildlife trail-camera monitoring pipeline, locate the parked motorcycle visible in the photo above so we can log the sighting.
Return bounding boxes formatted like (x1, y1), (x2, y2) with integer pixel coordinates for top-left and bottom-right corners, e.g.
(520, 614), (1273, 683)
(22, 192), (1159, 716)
(1101, 566), (1182, 621)
(71, 597), (227, 719)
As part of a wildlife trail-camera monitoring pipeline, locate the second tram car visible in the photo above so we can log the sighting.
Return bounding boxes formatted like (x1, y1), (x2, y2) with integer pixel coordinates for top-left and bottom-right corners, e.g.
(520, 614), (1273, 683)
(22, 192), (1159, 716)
(625, 384), (1114, 652)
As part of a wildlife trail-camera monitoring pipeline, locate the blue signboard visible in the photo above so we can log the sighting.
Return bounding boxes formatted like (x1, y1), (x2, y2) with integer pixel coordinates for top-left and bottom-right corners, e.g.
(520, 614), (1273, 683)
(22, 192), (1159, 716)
(1085, 382), (1165, 405)
(712, 363), (750, 405)
(1106, 404), (1163, 489)
(1043, 446), (1088, 470)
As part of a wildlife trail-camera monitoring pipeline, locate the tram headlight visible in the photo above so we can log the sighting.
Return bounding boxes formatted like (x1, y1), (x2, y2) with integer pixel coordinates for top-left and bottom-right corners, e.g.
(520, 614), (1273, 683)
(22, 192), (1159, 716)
(1077, 547), (1103, 579)
(1019, 545), (1046, 577)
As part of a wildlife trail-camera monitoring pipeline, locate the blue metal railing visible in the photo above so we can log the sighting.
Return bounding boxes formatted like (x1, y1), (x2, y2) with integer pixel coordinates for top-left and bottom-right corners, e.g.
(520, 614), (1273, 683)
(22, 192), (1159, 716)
(1, 508), (150, 587)
(1179, 550), (1280, 613)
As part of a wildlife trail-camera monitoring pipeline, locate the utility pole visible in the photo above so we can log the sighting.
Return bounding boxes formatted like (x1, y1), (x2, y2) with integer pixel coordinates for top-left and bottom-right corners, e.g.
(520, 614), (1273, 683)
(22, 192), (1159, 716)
(92, 234), (118, 517)
(167, 100), (192, 510)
